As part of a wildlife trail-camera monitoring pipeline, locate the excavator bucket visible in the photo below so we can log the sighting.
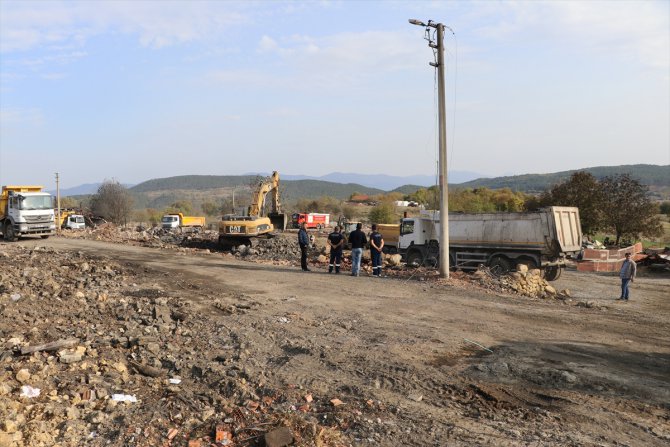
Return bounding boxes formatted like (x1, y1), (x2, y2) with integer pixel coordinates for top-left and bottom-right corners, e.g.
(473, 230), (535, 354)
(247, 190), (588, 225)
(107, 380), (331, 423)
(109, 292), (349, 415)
(269, 213), (287, 231)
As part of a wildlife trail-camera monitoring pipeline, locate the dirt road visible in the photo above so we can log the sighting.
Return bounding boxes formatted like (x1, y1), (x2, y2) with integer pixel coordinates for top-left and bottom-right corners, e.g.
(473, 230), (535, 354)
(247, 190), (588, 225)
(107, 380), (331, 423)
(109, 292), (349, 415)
(6, 237), (670, 446)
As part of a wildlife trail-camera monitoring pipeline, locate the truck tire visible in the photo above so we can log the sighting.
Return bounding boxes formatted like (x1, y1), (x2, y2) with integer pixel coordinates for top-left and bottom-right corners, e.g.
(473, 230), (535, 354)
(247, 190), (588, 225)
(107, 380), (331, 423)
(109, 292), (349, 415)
(543, 266), (562, 281)
(3, 223), (17, 242)
(40, 235), (50, 239)
(489, 256), (511, 276)
(406, 250), (424, 268)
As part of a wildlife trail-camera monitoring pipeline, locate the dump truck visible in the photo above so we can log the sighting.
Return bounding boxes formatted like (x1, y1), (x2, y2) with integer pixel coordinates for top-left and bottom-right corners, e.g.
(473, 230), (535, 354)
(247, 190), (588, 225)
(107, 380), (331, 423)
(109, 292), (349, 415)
(56, 209), (86, 230)
(292, 213), (330, 229)
(376, 223), (400, 254)
(1, 185), (56, 241)
(218, 171), (287, 249)
(398, 207), (582, 280)
(61, 212), (86, 230)
(161, 213), (206, 230)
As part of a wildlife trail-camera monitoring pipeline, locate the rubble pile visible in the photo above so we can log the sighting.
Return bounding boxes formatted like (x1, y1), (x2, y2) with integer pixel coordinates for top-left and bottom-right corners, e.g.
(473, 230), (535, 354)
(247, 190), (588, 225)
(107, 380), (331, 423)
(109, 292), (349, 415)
(471, 265), (571, 299)
(60, 225), (220, 252)
(0, 245), (344, 447)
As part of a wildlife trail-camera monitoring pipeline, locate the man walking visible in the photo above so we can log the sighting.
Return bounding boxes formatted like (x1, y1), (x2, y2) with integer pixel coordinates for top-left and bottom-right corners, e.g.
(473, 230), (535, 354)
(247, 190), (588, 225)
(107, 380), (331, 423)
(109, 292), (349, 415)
(327, 226), (345, 274)
(369, 224), (384, 277)
(618, 252), (636, 300)
(298, 222), (310, 272)
(348, 223), (367, 277)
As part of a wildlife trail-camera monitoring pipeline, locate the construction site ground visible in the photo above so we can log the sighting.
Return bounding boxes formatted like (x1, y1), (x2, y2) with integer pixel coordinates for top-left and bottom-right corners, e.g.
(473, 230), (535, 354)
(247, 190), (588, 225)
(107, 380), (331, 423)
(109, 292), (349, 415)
(1, 232), (668, 447)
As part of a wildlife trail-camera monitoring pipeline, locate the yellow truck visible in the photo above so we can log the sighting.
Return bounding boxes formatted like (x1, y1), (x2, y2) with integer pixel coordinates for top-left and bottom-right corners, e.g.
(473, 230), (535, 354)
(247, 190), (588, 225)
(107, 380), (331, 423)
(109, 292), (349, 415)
(161, 213), (206, 230)
(1, 185), (56, 241)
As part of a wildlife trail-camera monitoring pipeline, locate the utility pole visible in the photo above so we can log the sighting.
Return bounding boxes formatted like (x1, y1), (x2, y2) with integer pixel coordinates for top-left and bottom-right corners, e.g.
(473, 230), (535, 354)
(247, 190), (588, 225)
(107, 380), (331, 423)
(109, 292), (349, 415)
(55, 172), (61, 234)
(409, 19), (450, 278)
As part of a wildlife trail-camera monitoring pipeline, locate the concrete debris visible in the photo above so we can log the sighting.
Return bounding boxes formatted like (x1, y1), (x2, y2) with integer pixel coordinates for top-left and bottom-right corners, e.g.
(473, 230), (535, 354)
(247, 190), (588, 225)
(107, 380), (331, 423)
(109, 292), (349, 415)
(471, 267), (570, 299)
(0, 243), (346, 447)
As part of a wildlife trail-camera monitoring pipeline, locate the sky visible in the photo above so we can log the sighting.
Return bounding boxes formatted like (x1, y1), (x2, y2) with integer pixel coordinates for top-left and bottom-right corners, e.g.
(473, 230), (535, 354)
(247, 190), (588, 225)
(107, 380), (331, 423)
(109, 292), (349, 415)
(1, 0), (669, 190)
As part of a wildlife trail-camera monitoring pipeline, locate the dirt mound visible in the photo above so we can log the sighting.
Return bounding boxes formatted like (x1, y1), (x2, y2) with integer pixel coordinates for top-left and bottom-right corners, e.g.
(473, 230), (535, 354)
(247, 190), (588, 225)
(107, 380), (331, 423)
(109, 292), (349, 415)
(0, 245), (344, 447)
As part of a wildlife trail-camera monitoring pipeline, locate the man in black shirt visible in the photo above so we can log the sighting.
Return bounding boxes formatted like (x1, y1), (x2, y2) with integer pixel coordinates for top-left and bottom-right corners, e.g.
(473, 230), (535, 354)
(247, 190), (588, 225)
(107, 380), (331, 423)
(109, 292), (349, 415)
(369, 224), (384, 277)
(348, 223), (367, 276)
(327, 226), (345, 273)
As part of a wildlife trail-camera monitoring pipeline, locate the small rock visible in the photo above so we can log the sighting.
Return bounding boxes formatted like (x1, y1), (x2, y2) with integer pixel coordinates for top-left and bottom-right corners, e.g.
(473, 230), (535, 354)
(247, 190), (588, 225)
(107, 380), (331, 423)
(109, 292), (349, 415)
(264, 427), (294, 447)
(15, 369), (31, 383)
(408, 393), (423, 402)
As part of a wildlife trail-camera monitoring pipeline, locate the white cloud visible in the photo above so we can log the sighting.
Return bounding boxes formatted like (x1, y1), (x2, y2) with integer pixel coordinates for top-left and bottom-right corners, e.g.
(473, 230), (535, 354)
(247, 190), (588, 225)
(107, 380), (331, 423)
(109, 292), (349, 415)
(0, 1), (249, 53)
(470, 0), (669, 71)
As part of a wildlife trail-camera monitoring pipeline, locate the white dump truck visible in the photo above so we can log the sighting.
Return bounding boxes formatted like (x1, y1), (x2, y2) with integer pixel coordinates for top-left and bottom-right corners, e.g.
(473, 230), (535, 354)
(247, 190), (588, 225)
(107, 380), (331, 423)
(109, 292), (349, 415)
(398, 207), (582, 280)
(1, 185), (57, 241)
(161, 213), (206, 230)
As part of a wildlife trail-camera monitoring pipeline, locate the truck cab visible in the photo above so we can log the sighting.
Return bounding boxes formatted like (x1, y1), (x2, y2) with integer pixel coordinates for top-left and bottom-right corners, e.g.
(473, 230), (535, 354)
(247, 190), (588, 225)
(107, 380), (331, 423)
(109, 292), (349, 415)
(161, 215), (180, 229)
(64, 214), (86, 230)
(1, 186), (56, 241)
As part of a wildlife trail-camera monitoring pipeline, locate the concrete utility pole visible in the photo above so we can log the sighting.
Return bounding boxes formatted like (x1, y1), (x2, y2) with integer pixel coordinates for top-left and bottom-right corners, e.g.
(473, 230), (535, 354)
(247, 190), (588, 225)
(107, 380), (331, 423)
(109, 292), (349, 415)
(55, 172), (61, 234)
(409, 19), (450, 278)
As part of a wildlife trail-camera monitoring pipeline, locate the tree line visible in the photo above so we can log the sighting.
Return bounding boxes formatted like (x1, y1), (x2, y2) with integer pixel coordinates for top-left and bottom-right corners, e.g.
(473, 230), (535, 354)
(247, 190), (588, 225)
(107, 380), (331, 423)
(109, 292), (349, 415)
(84, 173), (665, 246)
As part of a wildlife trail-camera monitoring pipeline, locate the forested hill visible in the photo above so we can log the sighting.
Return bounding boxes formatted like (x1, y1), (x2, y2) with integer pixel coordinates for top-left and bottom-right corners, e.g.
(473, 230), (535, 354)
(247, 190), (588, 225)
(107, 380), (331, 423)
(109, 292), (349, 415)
(130, 175), (383, 200)
(456, 164), (670, 192)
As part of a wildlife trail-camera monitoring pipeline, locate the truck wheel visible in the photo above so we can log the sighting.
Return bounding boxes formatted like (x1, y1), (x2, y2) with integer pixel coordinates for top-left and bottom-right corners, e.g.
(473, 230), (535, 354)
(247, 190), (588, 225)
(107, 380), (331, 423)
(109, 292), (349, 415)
(406, 250), (424, 267)
(4, 223), (17, 242)
(543, 266), (562, 281)
(489, 256), (511, 276)
(41, 235), (50, 239)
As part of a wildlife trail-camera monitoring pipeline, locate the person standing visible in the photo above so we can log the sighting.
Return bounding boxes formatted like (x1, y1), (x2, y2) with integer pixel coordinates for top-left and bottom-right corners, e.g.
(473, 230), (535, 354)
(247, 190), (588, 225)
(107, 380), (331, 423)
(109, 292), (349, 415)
(369, 224), (384, 277)
(298, 222), (310, 272)
(327, 226), (345, 274)
(618, 252), (637, 300)
(348, 223), (367, 277)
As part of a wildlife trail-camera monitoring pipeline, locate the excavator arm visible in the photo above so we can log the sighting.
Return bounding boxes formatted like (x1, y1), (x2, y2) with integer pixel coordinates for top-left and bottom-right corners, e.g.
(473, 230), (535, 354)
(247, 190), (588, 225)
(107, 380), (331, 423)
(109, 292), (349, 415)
(247, 171), (287, 230)
(248, 171), (281, 216)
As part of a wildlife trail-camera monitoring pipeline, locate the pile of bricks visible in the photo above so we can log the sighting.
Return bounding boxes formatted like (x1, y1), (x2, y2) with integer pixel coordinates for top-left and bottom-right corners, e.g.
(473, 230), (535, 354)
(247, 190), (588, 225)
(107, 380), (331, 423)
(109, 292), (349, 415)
(577, 243), (643, 272)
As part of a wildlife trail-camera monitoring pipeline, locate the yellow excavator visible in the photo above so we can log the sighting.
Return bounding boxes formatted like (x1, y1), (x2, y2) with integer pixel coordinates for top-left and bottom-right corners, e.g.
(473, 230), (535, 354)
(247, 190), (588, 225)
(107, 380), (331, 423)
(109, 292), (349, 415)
(218, 171), (287, 249)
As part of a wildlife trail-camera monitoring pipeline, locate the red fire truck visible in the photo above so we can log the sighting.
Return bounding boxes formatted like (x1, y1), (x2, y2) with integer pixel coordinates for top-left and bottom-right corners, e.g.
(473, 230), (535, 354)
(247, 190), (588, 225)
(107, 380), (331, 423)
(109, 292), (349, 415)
(292, 213), (330, 229)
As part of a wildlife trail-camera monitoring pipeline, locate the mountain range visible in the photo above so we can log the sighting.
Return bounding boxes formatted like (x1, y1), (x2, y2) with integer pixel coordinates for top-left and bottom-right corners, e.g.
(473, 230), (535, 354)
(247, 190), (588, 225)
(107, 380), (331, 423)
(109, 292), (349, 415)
(57, 164), (669, 203)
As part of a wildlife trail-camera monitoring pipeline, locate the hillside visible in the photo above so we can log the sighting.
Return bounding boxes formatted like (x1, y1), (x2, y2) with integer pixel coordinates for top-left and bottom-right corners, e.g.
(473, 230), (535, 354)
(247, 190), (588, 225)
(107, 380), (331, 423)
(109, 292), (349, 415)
(127, 175), (384, 210)
(63, 164), (669, 210)
(456, 164), (670, 192)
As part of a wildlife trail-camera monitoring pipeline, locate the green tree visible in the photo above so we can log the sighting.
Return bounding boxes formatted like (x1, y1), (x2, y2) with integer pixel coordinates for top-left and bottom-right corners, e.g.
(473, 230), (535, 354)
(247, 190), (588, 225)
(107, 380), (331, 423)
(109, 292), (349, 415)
(368, 202), (396, 224)
(201, 201), (220, 216)
(165, 200), (193, 214)
(660, 201), (670, 217)
(600, 174), (662, 245)
(341, 204), (357, 221)
(409, 186), (439, 209)
(59, 196), (79, 209)
(90, 179), (134, 225)
(533, 172), (606, 235)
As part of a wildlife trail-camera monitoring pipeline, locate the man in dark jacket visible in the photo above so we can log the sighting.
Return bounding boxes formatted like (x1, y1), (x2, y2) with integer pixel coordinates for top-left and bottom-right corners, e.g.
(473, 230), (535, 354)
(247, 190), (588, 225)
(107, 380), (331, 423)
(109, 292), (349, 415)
(348, 223), (367, 276)
(618, 252), (637, 300)
(327, 226), (345, 274)
(298, 223), (310, 271)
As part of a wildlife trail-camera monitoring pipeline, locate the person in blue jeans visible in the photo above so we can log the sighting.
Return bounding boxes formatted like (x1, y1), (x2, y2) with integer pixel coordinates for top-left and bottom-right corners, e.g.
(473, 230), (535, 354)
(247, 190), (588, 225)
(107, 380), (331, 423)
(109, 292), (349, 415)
(618, 252), (636, 300)
(348, 223), (367, 276)
(369, 224), (385, 277)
